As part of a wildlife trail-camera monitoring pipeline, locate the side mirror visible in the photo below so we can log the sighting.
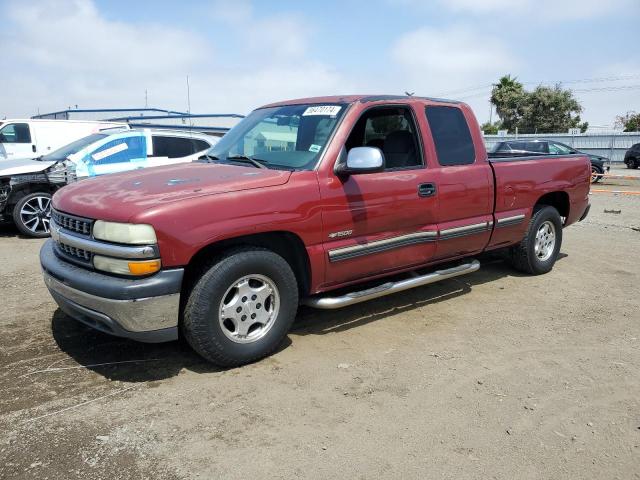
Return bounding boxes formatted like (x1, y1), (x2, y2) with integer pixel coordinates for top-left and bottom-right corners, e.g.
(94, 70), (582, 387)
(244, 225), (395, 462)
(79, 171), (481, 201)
(335, 146), (385, 176)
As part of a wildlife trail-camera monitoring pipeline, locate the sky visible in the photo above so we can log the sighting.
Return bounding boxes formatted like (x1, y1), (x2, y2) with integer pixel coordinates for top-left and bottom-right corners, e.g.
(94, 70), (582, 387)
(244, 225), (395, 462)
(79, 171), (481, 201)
(1, 0), (639, 129)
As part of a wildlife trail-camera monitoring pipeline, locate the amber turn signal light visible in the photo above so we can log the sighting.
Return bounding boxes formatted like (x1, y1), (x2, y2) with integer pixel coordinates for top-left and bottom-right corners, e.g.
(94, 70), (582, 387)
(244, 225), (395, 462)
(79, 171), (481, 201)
(127, 259), (161, 276)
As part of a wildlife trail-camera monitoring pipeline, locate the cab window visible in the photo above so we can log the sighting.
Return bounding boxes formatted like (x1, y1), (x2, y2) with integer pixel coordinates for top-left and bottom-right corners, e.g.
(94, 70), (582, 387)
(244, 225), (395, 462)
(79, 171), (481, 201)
(346, 106), (422, 170)
(0, 123), (31, 143)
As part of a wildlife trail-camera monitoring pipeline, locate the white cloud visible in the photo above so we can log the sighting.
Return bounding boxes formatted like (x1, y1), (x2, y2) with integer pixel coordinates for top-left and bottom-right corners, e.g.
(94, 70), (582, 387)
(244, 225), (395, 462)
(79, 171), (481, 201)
(394, 0), (638, 20)
(577, 62), (640, 128)
(0, 0), (354, 119)
(211, 0), (310, 60)
(390, 25), (518, 121)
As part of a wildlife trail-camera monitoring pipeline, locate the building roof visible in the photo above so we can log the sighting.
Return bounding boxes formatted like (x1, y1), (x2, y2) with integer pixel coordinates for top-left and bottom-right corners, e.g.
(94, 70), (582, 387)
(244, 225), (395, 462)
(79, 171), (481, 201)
(32, 108), (188, 119)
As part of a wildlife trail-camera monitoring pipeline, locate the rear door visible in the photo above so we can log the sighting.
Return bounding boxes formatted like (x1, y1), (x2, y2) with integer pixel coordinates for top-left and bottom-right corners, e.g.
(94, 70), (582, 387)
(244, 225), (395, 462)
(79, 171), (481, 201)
(422, 105), (494, 261)
(0, 123), (35, 160)
(318, 104), (439, 287)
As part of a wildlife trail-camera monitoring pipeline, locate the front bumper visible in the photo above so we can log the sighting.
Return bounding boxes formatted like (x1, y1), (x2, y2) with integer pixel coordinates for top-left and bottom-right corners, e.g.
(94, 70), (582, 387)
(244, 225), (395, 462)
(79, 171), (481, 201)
(40, 240), (183, 343)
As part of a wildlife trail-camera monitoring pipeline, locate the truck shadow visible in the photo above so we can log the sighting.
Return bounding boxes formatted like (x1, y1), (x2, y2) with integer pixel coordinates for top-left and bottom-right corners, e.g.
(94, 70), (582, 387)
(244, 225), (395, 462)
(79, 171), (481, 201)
(292, 252), (567, 335)
(50, 252), (566, 383)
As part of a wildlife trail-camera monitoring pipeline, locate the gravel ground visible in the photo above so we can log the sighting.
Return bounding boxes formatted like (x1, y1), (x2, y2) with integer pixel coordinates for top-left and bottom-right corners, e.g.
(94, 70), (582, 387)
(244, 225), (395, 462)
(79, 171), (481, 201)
(1, 166), (639, 479)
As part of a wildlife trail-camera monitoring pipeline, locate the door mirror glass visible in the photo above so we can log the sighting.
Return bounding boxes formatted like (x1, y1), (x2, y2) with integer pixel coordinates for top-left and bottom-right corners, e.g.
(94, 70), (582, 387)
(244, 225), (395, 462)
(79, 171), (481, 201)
(336, 146), (384, 175)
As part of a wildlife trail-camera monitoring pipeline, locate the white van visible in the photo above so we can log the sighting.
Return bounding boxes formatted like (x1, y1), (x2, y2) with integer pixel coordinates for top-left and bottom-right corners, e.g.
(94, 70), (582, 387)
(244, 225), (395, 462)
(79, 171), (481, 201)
(0, 119), (126, 161)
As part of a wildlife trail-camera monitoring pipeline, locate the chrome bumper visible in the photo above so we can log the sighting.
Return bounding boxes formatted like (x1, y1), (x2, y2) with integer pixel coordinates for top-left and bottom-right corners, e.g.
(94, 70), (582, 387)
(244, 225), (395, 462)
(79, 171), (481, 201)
(41, 240), (182, 343)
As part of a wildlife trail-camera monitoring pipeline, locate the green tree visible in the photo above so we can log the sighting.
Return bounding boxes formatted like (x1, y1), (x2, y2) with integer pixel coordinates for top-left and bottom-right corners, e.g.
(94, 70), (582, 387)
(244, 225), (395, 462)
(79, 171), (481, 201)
(615, 111), (640, 131)
(519, 84), (584, 133)
(490, 75), (526, 132)
(480, 121), (500, 134)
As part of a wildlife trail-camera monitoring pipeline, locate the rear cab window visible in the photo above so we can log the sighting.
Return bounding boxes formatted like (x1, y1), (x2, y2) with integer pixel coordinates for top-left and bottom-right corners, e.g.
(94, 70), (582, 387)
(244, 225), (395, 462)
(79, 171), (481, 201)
(425, 106), (475, 166)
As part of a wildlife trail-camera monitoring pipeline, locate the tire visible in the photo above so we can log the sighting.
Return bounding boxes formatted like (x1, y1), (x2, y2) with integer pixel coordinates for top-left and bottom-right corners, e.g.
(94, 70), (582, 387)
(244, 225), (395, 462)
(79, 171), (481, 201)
(12, 192), (52, 238)
(508, 205), (563, 275)
(629, 158), (639, 169)
(590, 166), (602, 183)
(182, 247), (299, 367)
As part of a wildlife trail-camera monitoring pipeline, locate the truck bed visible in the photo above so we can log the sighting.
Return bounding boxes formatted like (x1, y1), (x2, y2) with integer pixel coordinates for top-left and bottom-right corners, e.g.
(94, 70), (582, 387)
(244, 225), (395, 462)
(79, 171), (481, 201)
(485, 153), (591, 250)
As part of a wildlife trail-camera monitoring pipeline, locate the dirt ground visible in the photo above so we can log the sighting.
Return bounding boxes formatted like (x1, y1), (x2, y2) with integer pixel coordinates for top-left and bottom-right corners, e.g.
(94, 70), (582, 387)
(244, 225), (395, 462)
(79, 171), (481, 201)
(1, 166), (639, 479)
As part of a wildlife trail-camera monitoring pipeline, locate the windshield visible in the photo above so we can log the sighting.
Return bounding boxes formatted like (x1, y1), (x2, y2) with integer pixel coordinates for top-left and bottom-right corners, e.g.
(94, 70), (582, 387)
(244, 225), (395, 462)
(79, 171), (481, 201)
(205, 103), (347, 170)
(40, 133), (109, 161)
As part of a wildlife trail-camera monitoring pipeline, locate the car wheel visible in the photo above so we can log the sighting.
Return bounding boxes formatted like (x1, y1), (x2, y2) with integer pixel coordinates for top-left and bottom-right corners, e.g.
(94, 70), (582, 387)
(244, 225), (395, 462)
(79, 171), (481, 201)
(630, 158), (639, 170)
(182, 247), (299, 367)
(12, 192), (52, 238)
(508, 205), (563, 275)
(590, 166), (603, 183)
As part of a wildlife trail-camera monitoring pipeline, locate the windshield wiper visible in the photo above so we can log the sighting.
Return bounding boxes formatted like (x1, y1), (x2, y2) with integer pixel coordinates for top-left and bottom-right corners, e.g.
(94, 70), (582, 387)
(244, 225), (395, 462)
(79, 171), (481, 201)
(225, 155), (268, 169)
(198, 153), (220, 162)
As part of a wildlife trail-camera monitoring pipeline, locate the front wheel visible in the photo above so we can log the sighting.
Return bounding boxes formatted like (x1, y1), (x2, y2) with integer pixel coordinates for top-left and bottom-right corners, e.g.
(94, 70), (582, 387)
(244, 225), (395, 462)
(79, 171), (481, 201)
(12, 192), (52, 238)
(590, 166), (602, 183)
(508, 206), (563, 275)
(182, 248), (299, 367)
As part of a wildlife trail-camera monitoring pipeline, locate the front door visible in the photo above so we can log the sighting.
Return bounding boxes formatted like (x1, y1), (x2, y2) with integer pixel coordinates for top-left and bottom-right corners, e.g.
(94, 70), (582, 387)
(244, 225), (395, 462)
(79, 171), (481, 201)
(318, 105), (439, 288)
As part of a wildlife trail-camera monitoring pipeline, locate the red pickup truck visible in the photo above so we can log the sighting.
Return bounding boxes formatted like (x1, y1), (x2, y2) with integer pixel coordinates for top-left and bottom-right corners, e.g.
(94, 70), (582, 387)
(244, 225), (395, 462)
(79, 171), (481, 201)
(41, 95), (591, 366)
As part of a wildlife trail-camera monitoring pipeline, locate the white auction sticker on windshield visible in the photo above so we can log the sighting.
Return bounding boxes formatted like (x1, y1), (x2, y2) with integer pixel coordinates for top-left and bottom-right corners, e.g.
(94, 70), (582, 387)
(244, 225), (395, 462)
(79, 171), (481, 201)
(302, 105), (341, 116)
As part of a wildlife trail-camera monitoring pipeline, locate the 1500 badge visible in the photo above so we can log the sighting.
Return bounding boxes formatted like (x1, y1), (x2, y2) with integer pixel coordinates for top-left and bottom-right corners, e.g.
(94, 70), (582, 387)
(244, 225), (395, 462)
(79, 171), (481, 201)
(328, 230), (353, 238)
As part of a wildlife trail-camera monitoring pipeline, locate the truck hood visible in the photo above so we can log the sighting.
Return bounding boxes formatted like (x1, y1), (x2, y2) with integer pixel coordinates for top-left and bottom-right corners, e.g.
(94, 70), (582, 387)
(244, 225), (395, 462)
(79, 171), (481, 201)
(52, 162), (293, 221)
(0, 158), (56, 177)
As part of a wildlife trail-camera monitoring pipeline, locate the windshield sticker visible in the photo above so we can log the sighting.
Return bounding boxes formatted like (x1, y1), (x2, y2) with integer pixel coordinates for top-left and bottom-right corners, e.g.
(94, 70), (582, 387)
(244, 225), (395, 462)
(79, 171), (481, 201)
(92, 142), (128, 161)
(302, 105), (341, 117)
(309, 144), (321, 153)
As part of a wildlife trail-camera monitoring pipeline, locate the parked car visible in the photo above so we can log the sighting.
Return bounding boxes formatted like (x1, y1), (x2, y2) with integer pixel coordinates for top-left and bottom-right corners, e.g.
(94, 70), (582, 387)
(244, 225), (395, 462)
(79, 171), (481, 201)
(0, 129), (216, 237)
(41, 95), (591, 367)
(623, 143), (640, 169)
(489, 139), (609, 183)
(0, 119), (126, 161)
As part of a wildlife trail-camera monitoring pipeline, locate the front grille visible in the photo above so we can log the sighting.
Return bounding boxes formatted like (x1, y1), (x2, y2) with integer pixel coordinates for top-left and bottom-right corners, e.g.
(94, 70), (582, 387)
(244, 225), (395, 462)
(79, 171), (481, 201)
(52, 209), (92, 236)
(57, 242), (93, 263)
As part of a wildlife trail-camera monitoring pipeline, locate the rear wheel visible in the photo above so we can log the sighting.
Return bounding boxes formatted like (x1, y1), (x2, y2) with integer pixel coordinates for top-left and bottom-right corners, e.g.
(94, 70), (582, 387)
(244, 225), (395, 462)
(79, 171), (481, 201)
(182, 248), (299, 367)
(509, 206), (563, 275)
(12, 192), (52, 238)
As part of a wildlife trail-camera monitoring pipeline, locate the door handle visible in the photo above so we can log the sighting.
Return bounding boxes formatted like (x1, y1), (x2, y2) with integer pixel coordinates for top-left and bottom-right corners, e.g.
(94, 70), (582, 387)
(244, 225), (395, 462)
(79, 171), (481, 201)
(418, 183), (436, 197)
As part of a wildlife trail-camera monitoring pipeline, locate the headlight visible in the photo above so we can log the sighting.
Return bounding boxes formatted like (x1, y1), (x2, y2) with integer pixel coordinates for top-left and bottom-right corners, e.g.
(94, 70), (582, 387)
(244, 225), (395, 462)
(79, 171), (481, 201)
(93, 221), (157, 245)
(93, 255), (161, 276)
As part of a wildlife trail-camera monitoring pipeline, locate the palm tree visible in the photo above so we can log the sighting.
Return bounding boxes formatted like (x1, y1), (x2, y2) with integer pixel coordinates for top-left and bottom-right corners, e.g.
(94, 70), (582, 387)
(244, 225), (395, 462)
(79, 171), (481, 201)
(490, 75), (526, 132)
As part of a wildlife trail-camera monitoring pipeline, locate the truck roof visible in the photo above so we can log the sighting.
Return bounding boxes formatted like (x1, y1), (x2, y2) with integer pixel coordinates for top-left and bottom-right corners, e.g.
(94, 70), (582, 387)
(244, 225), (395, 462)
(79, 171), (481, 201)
(260, 94), (462, 109)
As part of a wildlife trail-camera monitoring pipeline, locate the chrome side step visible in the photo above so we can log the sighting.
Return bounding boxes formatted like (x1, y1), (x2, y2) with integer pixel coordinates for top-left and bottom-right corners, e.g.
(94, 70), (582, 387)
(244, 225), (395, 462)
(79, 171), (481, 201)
(303, 259), (480, 310)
